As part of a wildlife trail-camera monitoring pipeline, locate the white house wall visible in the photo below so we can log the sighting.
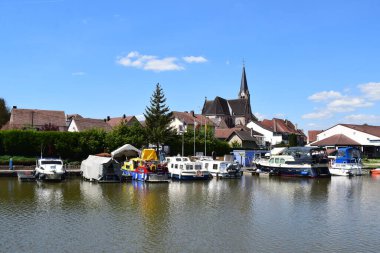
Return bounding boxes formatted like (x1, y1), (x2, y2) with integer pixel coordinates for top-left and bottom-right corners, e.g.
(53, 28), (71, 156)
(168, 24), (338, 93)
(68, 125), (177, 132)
(317, 125), (380, 146)
(246, 121), (282, 145)
(68, 120), (78, 132)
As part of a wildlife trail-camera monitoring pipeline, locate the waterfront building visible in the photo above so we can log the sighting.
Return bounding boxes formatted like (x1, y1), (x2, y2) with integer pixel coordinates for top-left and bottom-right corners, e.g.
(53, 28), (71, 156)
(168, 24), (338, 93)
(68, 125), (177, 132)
(308, 124), (380, 158)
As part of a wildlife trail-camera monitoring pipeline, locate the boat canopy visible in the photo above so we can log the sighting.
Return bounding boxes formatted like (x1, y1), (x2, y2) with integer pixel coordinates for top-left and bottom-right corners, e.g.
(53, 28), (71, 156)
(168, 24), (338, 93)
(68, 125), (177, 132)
(111, 144), (140, 159)
(141, 149), (158, 160)
(81, 155), (121, 181)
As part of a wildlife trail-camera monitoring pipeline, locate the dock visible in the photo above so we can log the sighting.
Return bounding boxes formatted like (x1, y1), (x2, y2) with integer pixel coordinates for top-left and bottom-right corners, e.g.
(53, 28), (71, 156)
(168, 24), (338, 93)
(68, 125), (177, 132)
(0, 165), (81, 178)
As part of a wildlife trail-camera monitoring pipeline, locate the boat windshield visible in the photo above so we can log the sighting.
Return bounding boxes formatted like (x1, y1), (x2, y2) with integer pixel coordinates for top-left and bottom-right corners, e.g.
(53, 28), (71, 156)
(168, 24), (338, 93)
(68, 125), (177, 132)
(41, 160), (62, 165)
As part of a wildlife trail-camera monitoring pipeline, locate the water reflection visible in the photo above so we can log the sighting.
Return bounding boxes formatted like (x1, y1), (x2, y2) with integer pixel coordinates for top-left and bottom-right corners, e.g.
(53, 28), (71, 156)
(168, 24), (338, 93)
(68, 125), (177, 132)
(1, 176), (380, 252)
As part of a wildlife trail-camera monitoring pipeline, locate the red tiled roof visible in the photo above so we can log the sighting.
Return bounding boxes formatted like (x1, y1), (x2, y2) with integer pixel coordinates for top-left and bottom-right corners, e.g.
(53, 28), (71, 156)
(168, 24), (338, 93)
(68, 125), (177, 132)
(73, 118), (112, 132)
(172, 111), (214, 126)
(340, 124), (380, 138)
(309, 134), (361, 146)
(308, 130), (323, 143)
(260, 118), (305, 136)
(4, 108), (67, 131)
(107, 116), (140, 127)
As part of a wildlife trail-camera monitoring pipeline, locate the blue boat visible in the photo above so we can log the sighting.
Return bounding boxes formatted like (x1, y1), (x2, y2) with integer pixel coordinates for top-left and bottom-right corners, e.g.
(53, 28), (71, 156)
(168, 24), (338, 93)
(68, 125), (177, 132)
(329, 147), (362, 176)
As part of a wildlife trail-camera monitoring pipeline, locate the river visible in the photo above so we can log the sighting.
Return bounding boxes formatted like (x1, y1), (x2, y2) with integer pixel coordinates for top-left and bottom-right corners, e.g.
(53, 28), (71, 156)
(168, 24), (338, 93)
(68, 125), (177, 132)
(1, 175), (380, 253)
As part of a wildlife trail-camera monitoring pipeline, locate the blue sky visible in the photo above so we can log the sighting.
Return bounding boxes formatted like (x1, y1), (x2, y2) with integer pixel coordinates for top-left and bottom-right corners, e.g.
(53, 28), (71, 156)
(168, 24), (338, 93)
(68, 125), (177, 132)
(1, 0), (379, 132)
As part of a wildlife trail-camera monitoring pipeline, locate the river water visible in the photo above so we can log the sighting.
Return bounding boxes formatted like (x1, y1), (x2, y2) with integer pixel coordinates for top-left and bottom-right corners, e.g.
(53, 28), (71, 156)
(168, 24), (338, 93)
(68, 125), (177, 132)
(1, 175), (380, 253)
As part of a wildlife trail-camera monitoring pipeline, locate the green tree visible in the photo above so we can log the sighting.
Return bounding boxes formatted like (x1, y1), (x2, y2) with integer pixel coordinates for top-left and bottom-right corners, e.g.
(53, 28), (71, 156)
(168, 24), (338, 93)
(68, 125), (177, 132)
(288, 134), (298, 147)
(0, 98), (10, 128)
(143, 83), (174, 153)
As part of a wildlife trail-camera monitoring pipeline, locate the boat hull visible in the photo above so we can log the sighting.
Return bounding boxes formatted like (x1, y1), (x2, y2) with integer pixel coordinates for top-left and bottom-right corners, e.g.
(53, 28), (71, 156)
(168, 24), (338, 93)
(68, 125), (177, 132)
(370, 169), (380, 175)
(329, 163), (362, 176)
(210, 171), (242, 179)
(259, 165), (330, 178)
(35, 171), (65, 181)
(170, 172), (210, 180)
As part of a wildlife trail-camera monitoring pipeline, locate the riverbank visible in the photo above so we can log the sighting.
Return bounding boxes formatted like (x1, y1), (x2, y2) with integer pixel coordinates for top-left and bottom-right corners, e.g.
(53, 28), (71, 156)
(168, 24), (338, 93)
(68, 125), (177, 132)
(0, 165), (81, 177)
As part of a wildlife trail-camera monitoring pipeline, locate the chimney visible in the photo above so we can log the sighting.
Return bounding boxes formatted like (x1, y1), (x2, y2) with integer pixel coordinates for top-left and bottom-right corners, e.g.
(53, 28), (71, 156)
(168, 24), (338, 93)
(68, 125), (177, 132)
(191, 110), (195, 117)
(295, 124), (298, 130)
(273, 119), (277, 132)
(123, 114), (126, 119)
(13, 106), (17, 109)
(107, 116), (110, 121)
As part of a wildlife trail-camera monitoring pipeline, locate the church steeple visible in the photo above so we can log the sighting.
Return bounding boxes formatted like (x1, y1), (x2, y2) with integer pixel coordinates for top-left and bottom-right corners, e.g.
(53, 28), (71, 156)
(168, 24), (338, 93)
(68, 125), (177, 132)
(239, 64), (250, 99)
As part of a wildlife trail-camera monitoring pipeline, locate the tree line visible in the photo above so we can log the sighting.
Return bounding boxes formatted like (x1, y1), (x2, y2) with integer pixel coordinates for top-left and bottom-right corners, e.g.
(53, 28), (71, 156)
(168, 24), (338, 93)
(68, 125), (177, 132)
(0, 84), (230, 163)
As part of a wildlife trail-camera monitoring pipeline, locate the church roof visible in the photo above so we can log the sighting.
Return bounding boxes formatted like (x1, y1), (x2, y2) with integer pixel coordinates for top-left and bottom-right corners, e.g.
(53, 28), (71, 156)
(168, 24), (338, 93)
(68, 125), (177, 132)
(239, 65), (249, 97)
(202, 96), (230, 116)
(228, 99), (248, 116)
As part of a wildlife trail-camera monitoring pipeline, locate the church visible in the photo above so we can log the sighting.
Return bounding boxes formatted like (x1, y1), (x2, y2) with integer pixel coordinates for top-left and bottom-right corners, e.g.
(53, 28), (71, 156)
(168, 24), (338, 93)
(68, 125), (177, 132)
(202, 65), (257, 128)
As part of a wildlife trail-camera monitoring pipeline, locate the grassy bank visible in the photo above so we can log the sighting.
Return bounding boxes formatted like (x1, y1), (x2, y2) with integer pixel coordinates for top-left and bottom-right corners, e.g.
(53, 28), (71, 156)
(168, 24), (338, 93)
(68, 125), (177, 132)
(363, 158), (380, 168)
(0, 156), (36, 166)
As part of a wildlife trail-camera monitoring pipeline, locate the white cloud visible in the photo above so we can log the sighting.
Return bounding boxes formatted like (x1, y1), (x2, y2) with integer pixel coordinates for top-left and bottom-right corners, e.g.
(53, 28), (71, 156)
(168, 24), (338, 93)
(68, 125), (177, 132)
(302, 110), (332, 119)
(72, 71), (86, 76)
(253, 112), (265, 121)
(359, 82), (380, 101)
(327, 97), (373, 112)
(344, 114), (380, 124)
(308, 91), (342, 102)
(135, 114), (145, 121)
(182, 56), (207, 63)
(117, 51), (184, 72)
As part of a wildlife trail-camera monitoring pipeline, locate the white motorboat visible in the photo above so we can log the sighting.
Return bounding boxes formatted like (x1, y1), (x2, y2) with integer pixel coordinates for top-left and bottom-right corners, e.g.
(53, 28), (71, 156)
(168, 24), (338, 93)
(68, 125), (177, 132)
(329, 147), (362, 176)
(35, 157), (66, 181)
(198, 158), (242, 178)
(166, 156), (210, 180)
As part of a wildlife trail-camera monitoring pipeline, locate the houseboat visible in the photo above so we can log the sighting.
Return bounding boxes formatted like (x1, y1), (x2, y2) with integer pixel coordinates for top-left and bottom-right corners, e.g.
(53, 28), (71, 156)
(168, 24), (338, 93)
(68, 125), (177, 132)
(166, 156), (210, 180)
(198, 157), (242, 178)
(35, 157), (66, 181)
(256, 147), (330, 178)
(329, 147), (363, 176)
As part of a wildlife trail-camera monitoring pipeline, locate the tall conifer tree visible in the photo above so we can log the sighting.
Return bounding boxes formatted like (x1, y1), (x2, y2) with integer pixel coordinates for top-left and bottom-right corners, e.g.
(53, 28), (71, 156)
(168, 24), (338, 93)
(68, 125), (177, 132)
(143, 83), (173, 153)
(0, 98), (10, 128)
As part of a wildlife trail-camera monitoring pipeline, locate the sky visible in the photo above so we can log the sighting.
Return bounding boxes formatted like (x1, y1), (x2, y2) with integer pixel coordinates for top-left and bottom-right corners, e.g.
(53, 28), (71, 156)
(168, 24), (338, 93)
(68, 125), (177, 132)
(1, 0), (380, 133)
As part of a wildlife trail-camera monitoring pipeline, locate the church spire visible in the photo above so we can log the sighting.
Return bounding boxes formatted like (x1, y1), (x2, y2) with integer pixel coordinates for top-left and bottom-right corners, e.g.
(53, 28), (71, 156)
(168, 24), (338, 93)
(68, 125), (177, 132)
(239, 64), (249, 99)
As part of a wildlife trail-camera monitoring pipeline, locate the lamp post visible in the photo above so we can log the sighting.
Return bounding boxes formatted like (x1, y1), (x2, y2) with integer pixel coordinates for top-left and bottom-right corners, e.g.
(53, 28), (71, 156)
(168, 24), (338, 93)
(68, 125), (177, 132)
(182, 121), (187, 157)
(193, 120), (197, 157)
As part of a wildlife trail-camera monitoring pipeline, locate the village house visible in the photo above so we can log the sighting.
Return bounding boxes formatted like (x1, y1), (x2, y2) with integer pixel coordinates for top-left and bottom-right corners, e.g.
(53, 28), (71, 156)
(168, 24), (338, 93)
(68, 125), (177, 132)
(1, 106), (67, 131)
(246, 118), (306, 147)
(67, 116), (112, 132)
(106, 115), (142, 128)
(170, 111), (215, 134)
(215, 127), (264, 149)
(308, 124), (380, 158)
(202, 65), (257, 128)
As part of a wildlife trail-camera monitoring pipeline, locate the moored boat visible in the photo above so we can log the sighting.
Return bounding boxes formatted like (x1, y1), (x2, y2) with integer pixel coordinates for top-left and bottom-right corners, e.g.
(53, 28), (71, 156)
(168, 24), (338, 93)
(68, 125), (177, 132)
(122, 149), (170, 182)
(198, 157), (242, 179)
(329, 147), (362, 176)
(370, 168), (380, 175)
(35, 157), (66, 181)
(256, 147), (330, 178)
(166, 156), (210, 180)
